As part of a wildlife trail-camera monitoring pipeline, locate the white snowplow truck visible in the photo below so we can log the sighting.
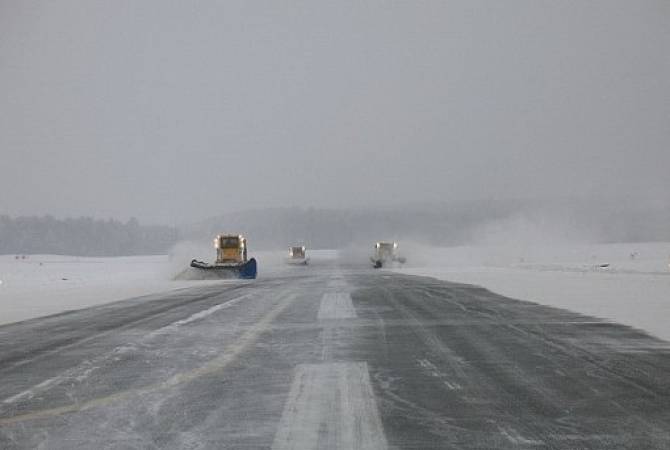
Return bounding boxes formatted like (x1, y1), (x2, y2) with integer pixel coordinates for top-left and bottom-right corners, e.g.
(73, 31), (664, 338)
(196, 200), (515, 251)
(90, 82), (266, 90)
(286, 246), (309, 265)
(371, 241), (406, 268)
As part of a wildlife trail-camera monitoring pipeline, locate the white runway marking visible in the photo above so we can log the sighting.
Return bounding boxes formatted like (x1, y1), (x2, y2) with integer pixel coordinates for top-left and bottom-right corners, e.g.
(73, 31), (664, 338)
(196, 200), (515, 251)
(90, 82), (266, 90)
(271, 362), (388, 450)
(172, 293), (251, 326)
(417, 358), (462, 391)
(326, 279), (348, 289)
(498, 425), (544, 446)
(318, 292), (357, 320)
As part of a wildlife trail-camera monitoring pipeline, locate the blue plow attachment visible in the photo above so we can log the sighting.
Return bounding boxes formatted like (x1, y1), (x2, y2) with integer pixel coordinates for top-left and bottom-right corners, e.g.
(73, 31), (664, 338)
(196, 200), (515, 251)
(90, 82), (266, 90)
(239, 258), (257, 279)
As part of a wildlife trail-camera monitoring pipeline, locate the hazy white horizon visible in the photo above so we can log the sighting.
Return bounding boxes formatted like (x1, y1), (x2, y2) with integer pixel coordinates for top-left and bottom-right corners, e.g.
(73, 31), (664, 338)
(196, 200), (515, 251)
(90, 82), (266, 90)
(1, 1), (668, 224)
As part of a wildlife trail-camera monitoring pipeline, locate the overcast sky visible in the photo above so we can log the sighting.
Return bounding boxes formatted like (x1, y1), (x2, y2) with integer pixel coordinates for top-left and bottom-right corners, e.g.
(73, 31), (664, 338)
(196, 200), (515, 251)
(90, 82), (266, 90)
(1, 1), (668, 224)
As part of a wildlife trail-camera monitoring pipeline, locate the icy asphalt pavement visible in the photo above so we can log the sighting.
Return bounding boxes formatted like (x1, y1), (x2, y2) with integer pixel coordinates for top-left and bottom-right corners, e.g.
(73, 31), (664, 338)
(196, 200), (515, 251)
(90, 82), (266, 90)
(1, 259), (670, 449)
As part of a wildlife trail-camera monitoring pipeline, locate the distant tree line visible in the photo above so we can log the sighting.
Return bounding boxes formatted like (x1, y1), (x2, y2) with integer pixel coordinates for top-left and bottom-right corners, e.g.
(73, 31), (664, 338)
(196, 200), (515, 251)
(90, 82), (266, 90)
(185, 200), (670, 250)
(184, 202), (515, 250)
(1, 199), (668, 255)
(0, 215), (178, 256)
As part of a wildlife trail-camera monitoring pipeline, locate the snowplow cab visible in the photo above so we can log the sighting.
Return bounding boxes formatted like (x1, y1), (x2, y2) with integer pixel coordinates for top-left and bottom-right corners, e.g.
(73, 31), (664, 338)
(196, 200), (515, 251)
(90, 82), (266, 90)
(286, 245), (309, 265)
(288, 246), (305, 259)
(371, 241), (405, 268)
(188, 233), (257, 279)
(375, 242), (397, 260)
(215, 234), (248, 264)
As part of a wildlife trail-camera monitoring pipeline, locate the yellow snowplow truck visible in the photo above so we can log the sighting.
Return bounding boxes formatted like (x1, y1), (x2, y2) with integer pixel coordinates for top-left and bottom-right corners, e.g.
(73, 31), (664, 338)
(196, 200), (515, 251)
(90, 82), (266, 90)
(371, 241), (406, 268)
(190, 234), (257, 279)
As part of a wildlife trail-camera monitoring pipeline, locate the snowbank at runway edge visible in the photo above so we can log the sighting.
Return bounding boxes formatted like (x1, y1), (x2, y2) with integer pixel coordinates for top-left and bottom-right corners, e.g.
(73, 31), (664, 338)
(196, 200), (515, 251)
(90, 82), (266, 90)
(392, 242), (670, 341)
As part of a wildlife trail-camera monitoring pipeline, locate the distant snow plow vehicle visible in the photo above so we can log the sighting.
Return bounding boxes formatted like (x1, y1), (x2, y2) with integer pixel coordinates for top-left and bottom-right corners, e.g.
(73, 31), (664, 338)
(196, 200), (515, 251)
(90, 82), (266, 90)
(190, 234), (257, 279)
(371, 241), (406, 268)
(286, 246), (309, 265)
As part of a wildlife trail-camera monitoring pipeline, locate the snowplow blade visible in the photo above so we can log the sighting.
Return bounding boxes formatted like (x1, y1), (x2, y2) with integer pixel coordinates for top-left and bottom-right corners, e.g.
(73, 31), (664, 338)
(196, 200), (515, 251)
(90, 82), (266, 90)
(190, 258), (257, 279)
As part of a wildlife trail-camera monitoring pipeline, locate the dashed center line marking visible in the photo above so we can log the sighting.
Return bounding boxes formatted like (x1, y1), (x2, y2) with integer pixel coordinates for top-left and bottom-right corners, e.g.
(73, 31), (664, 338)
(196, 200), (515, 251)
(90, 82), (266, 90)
(326, 280), (348, 289)
(271, 362), (388, 450)
(318, 292), (357, 320)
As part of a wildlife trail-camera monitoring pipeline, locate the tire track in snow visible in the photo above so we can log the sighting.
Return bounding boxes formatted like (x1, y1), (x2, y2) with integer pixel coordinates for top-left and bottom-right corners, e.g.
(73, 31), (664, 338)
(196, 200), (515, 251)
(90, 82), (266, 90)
(1, 293), (253, 407)
(0, 291), (297, 425)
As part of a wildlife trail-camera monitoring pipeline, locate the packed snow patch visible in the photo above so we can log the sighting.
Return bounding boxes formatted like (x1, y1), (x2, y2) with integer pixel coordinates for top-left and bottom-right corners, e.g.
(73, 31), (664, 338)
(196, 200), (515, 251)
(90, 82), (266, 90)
(393, 242), (670, 341)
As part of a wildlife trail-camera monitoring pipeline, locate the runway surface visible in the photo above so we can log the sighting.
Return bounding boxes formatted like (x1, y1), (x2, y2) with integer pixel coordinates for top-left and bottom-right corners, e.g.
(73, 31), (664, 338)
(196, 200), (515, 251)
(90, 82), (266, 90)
(1, 259), (669, 449)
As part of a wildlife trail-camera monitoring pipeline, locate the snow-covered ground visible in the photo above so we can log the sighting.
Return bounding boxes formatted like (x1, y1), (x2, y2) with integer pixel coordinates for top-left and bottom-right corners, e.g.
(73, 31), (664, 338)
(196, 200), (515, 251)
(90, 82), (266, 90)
(0, 255), (224, 326)
(3, 243), (668, 342)
(0, 249), (338, 327)
(394, 242), (670, 341)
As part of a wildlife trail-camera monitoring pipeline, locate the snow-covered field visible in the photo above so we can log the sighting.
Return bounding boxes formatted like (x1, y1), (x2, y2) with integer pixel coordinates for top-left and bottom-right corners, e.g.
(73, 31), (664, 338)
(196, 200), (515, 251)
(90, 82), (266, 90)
(0, 255), (225, 326)
(0, 249), (338, 327)
(394, 242), (670, 341)
(2, 243), (668, 342)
